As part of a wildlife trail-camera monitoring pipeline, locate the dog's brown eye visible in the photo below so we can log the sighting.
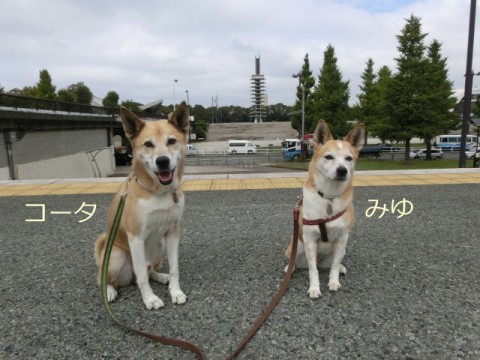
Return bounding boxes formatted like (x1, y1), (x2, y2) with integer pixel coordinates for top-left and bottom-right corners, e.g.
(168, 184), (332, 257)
(167, 138), (177, 145)
(144, 141), (154, 148)
(345, 156), (353, 162)
(324, 154), (334, 160)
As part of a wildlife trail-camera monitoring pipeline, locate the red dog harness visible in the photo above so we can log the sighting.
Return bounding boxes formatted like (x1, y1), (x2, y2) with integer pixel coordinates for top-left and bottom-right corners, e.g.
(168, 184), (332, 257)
(303, 209), (346, 242)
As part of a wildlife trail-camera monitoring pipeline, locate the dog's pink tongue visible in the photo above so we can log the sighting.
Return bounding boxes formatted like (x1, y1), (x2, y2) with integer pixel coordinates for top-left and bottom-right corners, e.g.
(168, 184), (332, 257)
(158, 170), (173, 183)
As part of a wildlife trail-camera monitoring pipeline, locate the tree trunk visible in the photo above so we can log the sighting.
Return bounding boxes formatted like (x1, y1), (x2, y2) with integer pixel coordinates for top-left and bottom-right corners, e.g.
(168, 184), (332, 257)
(425, 139), (432, 161)
(404, 138), (411, 163)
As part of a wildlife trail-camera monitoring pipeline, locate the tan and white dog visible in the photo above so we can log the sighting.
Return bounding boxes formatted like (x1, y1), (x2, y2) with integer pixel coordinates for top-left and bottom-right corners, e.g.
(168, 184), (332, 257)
(95, 102), (189, 309)
(286, 120), (364, 298)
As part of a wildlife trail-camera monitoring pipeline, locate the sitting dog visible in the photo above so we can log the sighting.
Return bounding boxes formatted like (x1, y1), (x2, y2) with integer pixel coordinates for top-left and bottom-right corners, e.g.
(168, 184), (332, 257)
(285, 120), (364, 298)
(95, 102), (189, 309)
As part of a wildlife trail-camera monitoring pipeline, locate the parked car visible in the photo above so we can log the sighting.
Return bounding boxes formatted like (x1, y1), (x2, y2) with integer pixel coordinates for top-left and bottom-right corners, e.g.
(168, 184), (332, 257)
(227, 140), (256, 154)
(377, 143), (401, 152)
(465, 147), (480, 159)
(409, 149), (444, 160)
(186, 144), (198, 156)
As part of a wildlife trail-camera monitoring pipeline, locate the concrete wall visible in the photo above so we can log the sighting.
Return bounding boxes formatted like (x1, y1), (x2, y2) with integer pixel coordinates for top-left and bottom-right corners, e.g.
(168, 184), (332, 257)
(15, 147), (115, 180)
(0, 129), (114, 180)
(11, 129), (109, 165)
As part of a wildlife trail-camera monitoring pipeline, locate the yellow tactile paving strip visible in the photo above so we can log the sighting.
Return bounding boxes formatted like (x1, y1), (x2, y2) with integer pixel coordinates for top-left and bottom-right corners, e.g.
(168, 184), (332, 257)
(0, 171), (479, 197)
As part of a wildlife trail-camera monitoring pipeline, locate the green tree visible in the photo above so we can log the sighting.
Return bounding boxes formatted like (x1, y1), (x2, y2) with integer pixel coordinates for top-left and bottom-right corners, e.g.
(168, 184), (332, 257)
(191, 104), (206, 122)
(74, 82), (93, 105)
(102, 91), (120, 107)
(420, 39), (459, 159)
(57, 88), (76, 103)
(312, 45), (350, 138)
(266, 103), (291, 122)
(0, 84), (4, 93)
(57, 82), (93, 104)
(386, 15), (429, 162)
(370, 66), (394, 142)
(121, 100), (142, 111)
(357, 58), (377, 144)
(194, 118), (209, 139)
(472, 97), (480, 118)
(36, 70), (56, 100)
(292, 53), (316, 136)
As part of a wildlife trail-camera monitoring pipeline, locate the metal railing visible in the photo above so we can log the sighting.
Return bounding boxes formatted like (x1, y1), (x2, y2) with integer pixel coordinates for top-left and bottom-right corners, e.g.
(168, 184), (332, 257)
(0, 93), (166, 119)
(0, 93), (116, 116)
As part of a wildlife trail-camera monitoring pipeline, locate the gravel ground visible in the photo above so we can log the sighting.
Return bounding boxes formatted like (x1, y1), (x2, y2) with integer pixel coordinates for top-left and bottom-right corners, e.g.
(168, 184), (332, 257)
(1, 184), (479, 359)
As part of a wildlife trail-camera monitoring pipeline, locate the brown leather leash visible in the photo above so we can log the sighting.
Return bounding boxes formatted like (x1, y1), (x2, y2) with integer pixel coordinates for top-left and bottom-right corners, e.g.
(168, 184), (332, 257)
(101, 193), (302, 359)
(225, 196), (301, 359)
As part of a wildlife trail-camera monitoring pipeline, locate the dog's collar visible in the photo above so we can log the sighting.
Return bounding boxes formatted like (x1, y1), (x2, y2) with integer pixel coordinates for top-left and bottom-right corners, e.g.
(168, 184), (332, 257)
(129, 172), (179, 203)
(317, 190), (335, 200)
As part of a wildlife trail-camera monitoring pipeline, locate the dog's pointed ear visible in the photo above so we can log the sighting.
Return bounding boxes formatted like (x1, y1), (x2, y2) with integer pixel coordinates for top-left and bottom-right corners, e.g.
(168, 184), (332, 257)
(121, 107), (145, 141)
(344, 123), (365, 151)
(169, 101), (189, 134)
(312, 119), (333, 148)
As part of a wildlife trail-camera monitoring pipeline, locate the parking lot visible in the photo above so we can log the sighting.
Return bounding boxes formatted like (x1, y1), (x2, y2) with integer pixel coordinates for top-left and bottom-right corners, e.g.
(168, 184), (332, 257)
(1, 170), (479, 359)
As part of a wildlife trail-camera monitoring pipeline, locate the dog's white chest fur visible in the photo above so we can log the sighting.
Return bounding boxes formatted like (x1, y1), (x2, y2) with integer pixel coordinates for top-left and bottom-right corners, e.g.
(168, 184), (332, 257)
(137, 192), (184, 262)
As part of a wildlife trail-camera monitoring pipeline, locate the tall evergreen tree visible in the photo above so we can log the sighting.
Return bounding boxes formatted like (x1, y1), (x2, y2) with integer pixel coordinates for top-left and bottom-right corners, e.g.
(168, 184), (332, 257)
(420, 39), (459, 159)
(386, 15), (429, 161)
(313, 44), (350, 138)
(370, 66), (394, 142)
(36, 69), (56, 100)
(292, 53), (315, 136)
(357, 58), (377, 144)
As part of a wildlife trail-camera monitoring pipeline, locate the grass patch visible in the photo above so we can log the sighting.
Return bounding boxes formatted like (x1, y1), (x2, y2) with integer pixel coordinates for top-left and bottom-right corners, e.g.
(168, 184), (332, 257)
(268, 159), (462, 171)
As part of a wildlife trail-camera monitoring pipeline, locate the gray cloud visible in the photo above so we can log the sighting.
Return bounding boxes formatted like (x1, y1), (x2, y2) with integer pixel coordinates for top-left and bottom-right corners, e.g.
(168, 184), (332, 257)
(0, 0), (477, 107)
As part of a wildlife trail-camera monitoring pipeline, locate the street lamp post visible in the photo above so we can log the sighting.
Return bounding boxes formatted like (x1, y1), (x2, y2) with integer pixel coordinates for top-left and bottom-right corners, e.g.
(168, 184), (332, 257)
(186, 90), (191, 143)
(173, 79), (178, 111)
(292, 73), (305, 158)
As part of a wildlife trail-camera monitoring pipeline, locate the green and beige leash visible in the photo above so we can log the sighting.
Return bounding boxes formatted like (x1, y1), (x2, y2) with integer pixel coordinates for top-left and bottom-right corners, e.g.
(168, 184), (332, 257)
(100, 190), (205, 359)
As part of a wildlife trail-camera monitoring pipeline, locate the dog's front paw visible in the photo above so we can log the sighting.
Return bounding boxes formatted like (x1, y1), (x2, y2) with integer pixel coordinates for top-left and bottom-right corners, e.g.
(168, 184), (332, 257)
(170, 289), (187, 305)
(328, 282), (342, 292)
(143, 294), (165, 310)
(308, 286), (321, 299)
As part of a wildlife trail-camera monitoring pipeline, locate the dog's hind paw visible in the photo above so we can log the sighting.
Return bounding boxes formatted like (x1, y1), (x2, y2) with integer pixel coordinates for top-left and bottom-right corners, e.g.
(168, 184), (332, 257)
(328, 282), (342, 292)
(149, 271), (169, 284)
(170, 289), (187, 305)
(340, 265), (347, 275)
(107, 285), (118, 302)
(143, 295), (165, 310)
(308, 287), (321, 299)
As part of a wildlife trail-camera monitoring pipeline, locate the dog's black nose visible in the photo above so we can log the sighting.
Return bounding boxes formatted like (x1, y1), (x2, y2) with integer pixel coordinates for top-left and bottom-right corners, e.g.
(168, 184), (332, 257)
(336, 166), (348, 178)
(156, 156), (170, 170)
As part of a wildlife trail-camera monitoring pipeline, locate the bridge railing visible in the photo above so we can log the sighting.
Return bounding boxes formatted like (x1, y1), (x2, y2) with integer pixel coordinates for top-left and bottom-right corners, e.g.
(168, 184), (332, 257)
(0, 93), (166, 119)
(0, 93), (117, 116)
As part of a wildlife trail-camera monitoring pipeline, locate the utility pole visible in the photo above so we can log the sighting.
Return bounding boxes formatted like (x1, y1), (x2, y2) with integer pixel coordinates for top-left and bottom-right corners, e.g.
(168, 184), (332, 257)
(459, 0), (477, 168)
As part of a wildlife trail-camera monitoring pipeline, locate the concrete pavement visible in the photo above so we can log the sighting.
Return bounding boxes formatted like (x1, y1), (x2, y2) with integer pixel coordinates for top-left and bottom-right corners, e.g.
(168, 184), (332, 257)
(1, 168), (479, 359)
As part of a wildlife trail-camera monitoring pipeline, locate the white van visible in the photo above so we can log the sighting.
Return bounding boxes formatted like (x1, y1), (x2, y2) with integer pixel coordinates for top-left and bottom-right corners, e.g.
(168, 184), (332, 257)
(227, 140), (257, 154)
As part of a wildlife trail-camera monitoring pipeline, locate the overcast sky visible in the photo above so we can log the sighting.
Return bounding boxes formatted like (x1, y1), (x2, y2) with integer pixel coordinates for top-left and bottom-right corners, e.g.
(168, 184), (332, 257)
(0, 0), (478, 108)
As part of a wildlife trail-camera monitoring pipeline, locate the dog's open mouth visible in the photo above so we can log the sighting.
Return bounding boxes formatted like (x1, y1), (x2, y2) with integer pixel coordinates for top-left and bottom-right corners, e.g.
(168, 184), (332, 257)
(156, 169), (175, 185)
